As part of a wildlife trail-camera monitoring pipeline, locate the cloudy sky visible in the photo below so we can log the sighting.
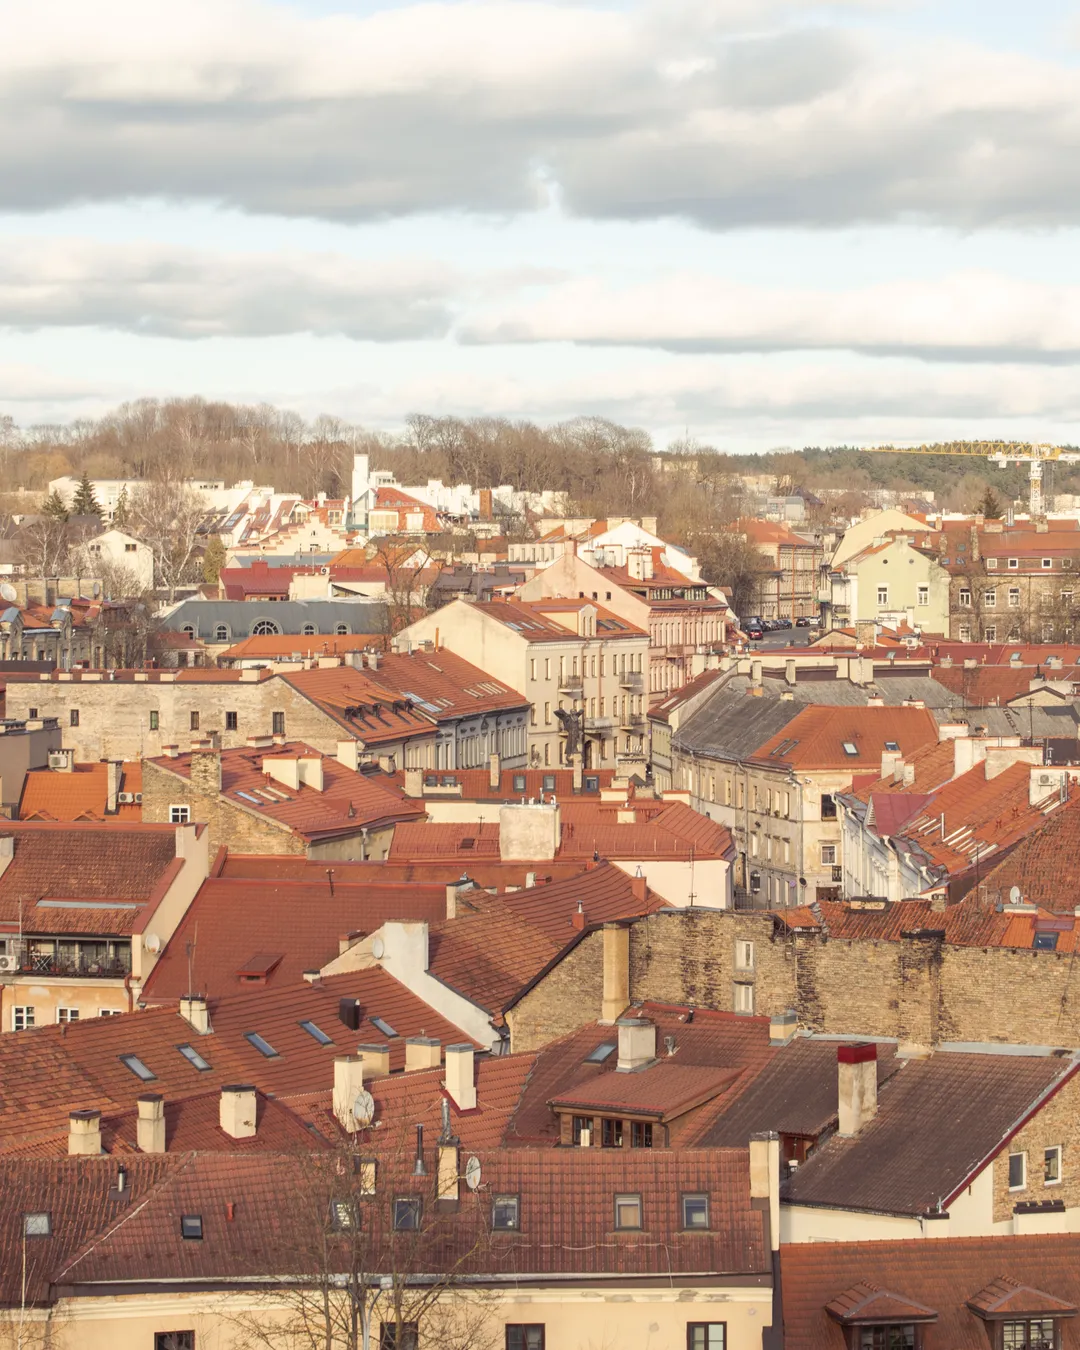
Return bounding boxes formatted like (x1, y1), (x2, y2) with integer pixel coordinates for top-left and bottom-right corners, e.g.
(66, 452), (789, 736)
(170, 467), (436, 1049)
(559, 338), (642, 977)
(2, 0), (1080, 450)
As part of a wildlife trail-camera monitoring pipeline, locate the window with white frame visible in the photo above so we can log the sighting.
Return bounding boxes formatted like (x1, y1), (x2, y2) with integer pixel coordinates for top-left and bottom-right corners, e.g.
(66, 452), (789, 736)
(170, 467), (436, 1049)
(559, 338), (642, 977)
(733, 983), (754, 1015)
(877, 586), (888, 606)
(1044, 1146), (1063, 1185)
(958, 624), (972, 641)
(987, 557), (999, 569)
(959, 589), (972, 607)
(56, 1008), (79, 1023)
(169, 805), (191, 824)
(1043, 558), (1053, 569)
(984, 589), (997, 607)
(735, 941), (754, 971)
(1008, 1152), (1026, 1190)
(13, 1006), (35, 1031)
(1009, 588), (1020, 607)
(821, 843), (837, 866)
(985, 625), (997, 641)
(917, 585), (929, 607)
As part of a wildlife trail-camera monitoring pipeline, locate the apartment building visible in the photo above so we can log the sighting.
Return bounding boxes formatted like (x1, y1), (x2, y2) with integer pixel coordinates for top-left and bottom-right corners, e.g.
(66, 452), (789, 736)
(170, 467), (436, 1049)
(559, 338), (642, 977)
(397, 596), (650, 771)
(517, 546), (729, 696)
(739, 518), (824, 622)
(820, 532), (951, 635)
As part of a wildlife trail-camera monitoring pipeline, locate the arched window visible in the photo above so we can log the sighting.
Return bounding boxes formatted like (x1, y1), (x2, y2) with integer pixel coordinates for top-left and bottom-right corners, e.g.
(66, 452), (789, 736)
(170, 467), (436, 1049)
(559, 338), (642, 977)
(301, 623), (317, 637)
(181, 625), (196, 640)
(252, 619), (281, 637)
(335, 623), (349, 636)
(214, 624), (230, 642)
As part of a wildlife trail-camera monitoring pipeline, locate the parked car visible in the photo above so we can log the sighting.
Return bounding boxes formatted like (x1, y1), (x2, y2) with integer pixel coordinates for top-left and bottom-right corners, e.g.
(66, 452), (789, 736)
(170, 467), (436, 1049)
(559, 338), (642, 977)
(796, 614), (822, 627)
(746, 625), (764, 641)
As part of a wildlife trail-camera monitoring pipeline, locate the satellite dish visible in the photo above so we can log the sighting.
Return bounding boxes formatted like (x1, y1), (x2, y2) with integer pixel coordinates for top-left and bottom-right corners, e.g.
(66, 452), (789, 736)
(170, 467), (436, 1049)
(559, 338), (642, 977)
(1009, 886), (1022, 905)
(144, 933), (161, 953)
(352, 1089), (375, 1126)
(0, 583), (15, 603)
(371, 937), (385, 960)
(464, 1155), (482, 1191)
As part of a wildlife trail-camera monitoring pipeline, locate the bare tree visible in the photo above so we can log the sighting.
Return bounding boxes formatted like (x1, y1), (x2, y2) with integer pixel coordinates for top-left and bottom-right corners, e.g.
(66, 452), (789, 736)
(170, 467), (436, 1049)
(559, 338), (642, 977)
(128, 481), (206, 602)
(369, 538), (435, 635)
(225, 1120), (497, 1350)
(15, 515), (74, 578)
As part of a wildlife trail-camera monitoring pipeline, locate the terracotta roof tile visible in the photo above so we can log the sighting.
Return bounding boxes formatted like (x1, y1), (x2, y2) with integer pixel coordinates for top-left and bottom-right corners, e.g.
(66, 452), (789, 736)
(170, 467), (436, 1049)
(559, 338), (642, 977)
(18, 761), (142, 822)
(783, 1234), (1080, 1350)
(754, 706), (939, 771)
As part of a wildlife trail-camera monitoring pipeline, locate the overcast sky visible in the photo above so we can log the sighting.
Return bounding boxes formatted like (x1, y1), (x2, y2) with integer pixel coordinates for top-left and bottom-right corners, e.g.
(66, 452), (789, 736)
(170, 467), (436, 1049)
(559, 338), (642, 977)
(2, 0), (1080, 451)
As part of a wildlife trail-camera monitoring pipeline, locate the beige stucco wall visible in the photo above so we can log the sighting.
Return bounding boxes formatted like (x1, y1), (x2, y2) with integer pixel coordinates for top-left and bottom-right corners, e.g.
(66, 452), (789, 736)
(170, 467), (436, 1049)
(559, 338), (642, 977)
(845, 537), (950, 634)
(37, 1283), (772, 1350)
(832, 511), (928, 568)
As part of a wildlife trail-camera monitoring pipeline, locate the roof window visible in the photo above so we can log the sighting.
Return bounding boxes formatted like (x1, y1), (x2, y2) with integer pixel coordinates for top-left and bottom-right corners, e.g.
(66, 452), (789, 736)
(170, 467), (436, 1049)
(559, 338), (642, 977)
(24, 1212), (51, 1237)
(884, 741), (900, 753)
(682, 1194), (710, 1229)
(614, 1193), (642, 1230)
(119, 1053), (156, 1082)
(177, 1043), (212, 1072)
(492, 1195), (520, 1230)
(299, 1020), (333, 1045)
(243, 1031), (279, 1058)
(1034, 931), (1060, 951)
(585, 1041), (617, 1064)
(842, 741), (859, 756)
(180, 1214), (203, 1240)
(371, 1017), (398, 1038)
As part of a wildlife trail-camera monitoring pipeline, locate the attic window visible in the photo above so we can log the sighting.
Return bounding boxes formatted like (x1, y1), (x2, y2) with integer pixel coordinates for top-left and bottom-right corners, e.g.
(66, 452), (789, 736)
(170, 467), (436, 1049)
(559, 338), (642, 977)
(371, 1017), (398, 1038)
(513, 774), (527, 792)
(584, 775), (600, 792)
(842, 741), (859, 756)
(459, 838), (475, 850)
(585, 1041), (617, 1064)
(1034, 932), (1059, 951)
(24, 1212), (51, 1237)
(243, 1031), (279, 1058)
(119, 1054), (156, 1081)
(492, 1195), (520, 1230)
(682, 1194), (710, 1229)
(180, 1214), (203, 1240)
(177, 1043), (212, 1072)
(614, 1193), (642, 1230)
(543, 775), (556, 792)
(299, 1020), (333, 1045)
(857, 1329), (915, 1350)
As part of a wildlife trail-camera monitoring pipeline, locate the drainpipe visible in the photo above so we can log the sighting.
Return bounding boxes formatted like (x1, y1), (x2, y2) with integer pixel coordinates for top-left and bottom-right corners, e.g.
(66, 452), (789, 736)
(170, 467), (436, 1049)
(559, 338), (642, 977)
(124, 971), (134, 1014)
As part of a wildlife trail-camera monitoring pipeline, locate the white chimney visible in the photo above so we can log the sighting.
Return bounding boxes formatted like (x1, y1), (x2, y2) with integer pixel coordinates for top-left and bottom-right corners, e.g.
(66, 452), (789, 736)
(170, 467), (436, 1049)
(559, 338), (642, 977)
(444, 1043), (477, 1111)
(838, 1043), (878, 1136)
(601, 923), (630, 1024)
(357, 1043), (391, 1077)
(337, 740), (360, 772)
(137, 1094), (166, 1154)
(333, 1056), (366, 1133)
(616, 1017), (656, 1073)
(68, 1109), (102, 1156)
(0, 836), (12, 883)
(220, 1085), (257, 1140)
(179, 995), (210, 1035)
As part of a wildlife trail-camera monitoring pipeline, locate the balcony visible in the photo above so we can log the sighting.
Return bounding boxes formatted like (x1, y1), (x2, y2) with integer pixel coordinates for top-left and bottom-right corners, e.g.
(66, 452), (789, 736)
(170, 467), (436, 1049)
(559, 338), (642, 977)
(584, 713), (616, 731)
(559, 677), (584, 696)
(619, 670), (644, 691)
(2, 941), (132, 980)
(620, 713), (646, 732)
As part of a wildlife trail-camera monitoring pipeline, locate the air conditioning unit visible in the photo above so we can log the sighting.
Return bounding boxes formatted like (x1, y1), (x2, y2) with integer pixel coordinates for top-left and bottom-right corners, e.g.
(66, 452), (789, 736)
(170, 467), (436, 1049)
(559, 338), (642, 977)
(1039, 774), (1053, 786)
(117, 791), (134, 804)
(134, 793), (143, 804)
(47, 752), (69, 770)
(0, 953), (18, 974)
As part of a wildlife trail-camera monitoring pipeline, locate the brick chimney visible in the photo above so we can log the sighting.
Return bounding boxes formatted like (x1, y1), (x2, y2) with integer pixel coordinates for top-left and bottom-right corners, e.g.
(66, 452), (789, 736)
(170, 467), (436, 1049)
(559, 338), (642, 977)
(838, 1043), (878, 1136)
(219, 1085), (257, 1140)
(137, 1094), (166, 1153)
(444, 1043), (477, 1111)
(189, 748), (222, 795)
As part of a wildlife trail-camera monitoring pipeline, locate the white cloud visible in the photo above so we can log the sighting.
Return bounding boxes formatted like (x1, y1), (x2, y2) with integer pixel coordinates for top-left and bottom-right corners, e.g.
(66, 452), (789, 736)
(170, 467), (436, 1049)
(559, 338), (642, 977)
(461, 269), (1080, 362)
(0, 238), (457, 339)
(0, 0), (1077, 228)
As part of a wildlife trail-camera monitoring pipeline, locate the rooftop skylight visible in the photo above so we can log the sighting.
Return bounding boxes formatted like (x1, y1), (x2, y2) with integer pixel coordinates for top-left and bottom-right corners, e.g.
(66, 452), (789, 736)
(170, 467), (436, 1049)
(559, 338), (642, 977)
(243, 1031), (279, 1058)
(119, 1053), (156, 1081)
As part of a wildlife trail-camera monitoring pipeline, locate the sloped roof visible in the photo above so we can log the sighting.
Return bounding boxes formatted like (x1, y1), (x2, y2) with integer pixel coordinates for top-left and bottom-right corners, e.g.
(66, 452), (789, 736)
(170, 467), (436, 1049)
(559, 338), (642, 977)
(753, 705), (939, 771)
(783, 1052), (1076, 1216)
(783, 1235), (1080, 1350)
(18, 761), (142, 822)
(142, 874), (448, 1001)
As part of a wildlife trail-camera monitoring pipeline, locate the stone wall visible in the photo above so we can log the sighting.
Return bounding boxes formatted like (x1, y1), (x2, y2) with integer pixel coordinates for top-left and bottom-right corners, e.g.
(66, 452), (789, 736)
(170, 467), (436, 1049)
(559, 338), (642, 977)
(506, 929), (605, 1052)
(142, 759), (303, 856)
(990, 1072), (1080, 1224)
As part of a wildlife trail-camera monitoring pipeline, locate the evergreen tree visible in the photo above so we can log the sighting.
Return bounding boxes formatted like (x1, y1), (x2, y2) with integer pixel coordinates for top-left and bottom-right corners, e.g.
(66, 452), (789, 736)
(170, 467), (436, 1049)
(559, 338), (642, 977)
(71, 471), (102, 518)
(977, 485), (1004, 520)
(202, 534), (227, 585)
(42, 489), (69, 521)
(112, 486), (130, 529)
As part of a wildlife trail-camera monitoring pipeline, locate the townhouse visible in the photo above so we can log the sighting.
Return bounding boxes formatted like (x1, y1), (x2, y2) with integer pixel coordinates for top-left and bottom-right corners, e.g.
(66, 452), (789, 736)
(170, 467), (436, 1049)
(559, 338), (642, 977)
(820, 532), (951, 635)
(517, 545), (730, 696)
(0, 820), (210, 1027)
(3, 651), (529, 772)
(396, 596), (650, 772)
(739, 518), (824, 622)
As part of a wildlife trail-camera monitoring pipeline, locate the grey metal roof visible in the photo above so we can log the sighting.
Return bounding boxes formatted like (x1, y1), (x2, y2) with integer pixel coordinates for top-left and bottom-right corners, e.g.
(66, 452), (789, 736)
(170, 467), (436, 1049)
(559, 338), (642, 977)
(675, 690), (804, 761)
(160, 598), (389, 639)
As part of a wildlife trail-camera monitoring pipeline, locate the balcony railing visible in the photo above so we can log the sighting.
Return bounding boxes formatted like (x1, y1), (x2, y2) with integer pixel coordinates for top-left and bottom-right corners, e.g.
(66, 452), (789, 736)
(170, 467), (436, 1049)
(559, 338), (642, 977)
(4, 951), (132, 980)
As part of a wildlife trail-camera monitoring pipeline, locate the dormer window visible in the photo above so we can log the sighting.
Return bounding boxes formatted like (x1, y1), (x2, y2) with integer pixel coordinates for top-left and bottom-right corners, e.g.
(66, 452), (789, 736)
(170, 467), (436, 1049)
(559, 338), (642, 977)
(613, 1193), (642, 1229)
(1003, 1320), (1055, 1350)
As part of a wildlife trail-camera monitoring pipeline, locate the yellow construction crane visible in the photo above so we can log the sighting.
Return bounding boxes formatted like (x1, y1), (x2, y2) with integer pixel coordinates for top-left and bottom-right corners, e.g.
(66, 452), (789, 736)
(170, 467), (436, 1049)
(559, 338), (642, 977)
(862, 441), (1080, 518)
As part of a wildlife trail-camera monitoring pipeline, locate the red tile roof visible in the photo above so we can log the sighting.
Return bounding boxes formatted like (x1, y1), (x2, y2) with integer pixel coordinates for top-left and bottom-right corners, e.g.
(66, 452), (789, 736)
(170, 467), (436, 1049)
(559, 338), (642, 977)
(148, 742), (424, 841)
(218, 633), (385, 660)
(142, 875), (449, 1001)
(977, 792), (1080, 912)
(18, 760), (142, 822)
(783, 1235), (1080, 1350)
(932, 665), (1050, 705)
(219, 853), (592, 888)
(753, 705), (940, 770)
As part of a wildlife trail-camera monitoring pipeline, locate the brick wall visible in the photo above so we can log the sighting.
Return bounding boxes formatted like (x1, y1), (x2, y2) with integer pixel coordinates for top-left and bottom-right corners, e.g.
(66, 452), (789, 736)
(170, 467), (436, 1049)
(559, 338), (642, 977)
(990, 1073), (1080, 1223)
(506, 929), (605, 1052)
(142, 759), (304, 856)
